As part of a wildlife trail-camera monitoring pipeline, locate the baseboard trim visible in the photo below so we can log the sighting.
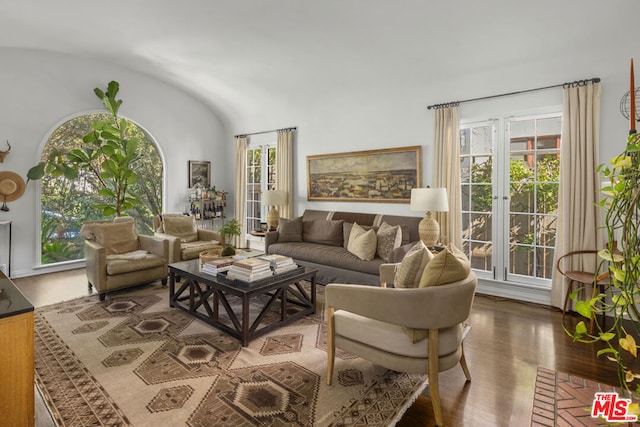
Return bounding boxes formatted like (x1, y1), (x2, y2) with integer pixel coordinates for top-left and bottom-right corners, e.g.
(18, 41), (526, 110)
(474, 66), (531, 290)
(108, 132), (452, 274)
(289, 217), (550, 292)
(476, 278), (551, 306)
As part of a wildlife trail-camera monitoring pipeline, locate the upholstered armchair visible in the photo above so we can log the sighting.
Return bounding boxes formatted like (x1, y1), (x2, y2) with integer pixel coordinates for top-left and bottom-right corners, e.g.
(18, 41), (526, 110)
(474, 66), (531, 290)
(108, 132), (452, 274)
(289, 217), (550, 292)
(81, 217), (169, 301)
(326, 246), (477, 427)
(153, 214), (224, 263)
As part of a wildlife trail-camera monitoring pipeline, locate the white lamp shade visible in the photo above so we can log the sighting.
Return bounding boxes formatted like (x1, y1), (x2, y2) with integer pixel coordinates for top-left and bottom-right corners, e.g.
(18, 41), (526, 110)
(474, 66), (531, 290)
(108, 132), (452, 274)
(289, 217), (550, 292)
(261, 190), (287, 206)
(410, 188), (449, 212)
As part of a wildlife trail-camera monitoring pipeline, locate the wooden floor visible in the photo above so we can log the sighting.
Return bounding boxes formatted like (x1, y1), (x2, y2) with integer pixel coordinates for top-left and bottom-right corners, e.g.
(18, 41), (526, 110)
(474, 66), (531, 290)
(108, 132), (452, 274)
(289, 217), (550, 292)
(14, 269), (624, 427)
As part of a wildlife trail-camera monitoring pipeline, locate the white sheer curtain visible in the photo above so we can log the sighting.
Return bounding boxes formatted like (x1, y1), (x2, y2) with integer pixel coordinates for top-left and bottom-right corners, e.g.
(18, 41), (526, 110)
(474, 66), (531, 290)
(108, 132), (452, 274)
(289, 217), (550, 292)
(234, 136), (248, 248)
(276, 129), (294, 219)
(551, 81), (602, 309)
(433, 106), (462, 248)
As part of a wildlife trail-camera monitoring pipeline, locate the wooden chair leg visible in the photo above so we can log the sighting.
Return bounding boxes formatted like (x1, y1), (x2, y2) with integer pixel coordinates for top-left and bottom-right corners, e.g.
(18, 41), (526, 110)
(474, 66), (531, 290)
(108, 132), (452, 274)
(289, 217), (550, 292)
(429, 329), (443, 426)
(459, 344), (471, 382)
(326, 307), (335, 386)
(562, 280), (574, 318)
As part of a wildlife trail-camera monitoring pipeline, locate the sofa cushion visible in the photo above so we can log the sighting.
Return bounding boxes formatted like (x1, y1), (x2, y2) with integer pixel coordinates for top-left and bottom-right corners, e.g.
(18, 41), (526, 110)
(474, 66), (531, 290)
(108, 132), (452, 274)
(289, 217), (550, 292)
(163, 215), (198, 243)
(419, 244), (470, 287)
(156, 213), (185, 233)
(268, 241), (383, 275)
(277, 216), (303, 242)
(376, 222), (402, 262)
(92, 218), (139, 255)
(303, 219), (344, 246)
(394, 242), (434, 288)
(347, 223), (377, 261)
(106, 253), (166, 275)
(334, 310), (463, 357)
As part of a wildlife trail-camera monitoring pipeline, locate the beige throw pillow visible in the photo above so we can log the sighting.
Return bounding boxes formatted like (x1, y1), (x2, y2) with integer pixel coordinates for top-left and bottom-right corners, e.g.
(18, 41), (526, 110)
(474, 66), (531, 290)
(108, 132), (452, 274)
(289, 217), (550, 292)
(376, 222), (402, 262)
(419, 243), (470, 287)
(394, 242), (434, 288)
(347, 223), (377, 261)
(92, 218), (139, 255)
(163, 215), (198, 243)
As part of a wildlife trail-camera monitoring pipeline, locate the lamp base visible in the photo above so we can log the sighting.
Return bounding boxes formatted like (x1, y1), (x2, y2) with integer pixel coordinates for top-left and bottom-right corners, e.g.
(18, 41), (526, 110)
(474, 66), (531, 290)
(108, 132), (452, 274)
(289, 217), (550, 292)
(266, 207), (280, 231)
(418, 212), (440, 248)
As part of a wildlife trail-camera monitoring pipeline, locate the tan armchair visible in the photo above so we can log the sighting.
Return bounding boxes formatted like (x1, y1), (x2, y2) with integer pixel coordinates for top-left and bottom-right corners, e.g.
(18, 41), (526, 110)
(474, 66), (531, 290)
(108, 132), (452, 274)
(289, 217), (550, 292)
(82, 217), (169, 301)
(153, 214), (224, 263)
(326, 262), (477, 427)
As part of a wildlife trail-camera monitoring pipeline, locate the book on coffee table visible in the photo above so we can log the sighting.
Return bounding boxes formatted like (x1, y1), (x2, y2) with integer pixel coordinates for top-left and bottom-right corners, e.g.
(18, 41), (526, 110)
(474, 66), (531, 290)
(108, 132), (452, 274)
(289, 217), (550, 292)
(258, 254), (298, 274)
(201, 258), (234, 275)
(227, 258), (273, 281)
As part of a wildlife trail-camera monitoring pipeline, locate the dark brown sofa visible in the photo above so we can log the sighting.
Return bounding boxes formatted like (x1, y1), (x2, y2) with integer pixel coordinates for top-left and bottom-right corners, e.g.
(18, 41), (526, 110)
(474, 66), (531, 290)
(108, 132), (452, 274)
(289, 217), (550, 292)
(264, 209), (422, 285)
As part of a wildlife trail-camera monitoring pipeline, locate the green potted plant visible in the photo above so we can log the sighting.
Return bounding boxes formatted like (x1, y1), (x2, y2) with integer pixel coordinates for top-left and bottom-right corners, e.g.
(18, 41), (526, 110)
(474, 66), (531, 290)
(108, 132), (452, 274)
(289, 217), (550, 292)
(27, 81), (141, 217)
(569, 131), (640, 398)
(219, 218), (242, 256)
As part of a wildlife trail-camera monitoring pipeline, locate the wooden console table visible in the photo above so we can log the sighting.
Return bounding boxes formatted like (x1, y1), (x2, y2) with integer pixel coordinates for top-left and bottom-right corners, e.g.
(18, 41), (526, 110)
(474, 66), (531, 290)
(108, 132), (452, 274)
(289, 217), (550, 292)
(0, 271), (35, 427)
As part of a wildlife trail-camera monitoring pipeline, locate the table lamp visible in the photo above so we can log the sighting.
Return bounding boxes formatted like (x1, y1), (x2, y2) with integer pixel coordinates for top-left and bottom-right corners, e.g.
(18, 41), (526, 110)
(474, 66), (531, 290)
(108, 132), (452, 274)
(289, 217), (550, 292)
(410, 188), (449, 247)
(261, 190), (287, 230)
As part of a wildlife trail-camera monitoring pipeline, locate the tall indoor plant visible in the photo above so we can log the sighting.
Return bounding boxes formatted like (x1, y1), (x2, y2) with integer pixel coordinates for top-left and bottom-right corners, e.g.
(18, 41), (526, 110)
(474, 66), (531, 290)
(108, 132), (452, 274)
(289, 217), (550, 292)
(27, 81), (141, 217)
(569, 130), (640, 398)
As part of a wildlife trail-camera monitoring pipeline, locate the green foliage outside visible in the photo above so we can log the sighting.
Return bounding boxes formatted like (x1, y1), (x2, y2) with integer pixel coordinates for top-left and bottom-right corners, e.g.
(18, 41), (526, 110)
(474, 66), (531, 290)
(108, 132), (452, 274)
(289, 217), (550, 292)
(31, 81), (162, 265)
(464, 154), (559, 278)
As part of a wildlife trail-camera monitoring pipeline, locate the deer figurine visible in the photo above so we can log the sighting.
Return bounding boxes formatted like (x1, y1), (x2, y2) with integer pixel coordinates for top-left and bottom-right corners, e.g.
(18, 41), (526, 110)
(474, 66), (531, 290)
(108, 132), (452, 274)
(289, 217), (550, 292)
(0, 141), (10, 162)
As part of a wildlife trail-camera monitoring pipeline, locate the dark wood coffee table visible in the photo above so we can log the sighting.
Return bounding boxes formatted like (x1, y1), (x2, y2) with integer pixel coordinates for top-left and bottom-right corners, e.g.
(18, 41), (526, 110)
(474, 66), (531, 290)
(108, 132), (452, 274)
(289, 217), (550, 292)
(169, 259), (317, 346)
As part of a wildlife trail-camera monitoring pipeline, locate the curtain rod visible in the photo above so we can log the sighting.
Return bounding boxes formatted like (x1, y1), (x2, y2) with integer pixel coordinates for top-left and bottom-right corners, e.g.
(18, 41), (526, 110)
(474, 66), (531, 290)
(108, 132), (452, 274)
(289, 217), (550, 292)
(426, 77), (601, 110)
(234, 127), (297, 138)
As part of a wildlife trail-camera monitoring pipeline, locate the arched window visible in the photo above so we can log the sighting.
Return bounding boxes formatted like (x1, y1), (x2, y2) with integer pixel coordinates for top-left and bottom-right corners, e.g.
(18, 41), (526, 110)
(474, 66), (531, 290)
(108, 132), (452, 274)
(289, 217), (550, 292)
(39, 114), (163, 266)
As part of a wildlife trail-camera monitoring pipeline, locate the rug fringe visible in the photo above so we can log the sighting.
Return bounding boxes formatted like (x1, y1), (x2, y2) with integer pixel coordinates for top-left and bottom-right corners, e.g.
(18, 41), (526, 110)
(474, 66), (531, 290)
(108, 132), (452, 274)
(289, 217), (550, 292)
(386, 376), (430, 426)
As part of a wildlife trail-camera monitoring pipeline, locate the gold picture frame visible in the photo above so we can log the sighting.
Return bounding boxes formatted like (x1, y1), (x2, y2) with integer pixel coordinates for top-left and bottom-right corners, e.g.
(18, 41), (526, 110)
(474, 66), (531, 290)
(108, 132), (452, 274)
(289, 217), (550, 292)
(188, 160), (211, 188)
(307, 146), (422, 203)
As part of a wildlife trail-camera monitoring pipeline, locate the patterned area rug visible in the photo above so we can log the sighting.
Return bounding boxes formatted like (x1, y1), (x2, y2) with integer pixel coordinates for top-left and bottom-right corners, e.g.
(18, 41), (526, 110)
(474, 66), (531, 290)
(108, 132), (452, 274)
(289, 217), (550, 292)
(531, 366), (621, 426)
(35, 282), (428, 426)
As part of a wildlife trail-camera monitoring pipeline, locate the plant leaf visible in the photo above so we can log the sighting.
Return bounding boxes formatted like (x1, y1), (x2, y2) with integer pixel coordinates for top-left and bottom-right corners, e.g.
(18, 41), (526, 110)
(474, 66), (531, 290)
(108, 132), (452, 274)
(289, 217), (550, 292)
(575, 300), (594, 319)
(575, 321), (588, 335)
(599, 332), (616, 341)
(620, 334), (638, 357)
(26, 162), (46, 181)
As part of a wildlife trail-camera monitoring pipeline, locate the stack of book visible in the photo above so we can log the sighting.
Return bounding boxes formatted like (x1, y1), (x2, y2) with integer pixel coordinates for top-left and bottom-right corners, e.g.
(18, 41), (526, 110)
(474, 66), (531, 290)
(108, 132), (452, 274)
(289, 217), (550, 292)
(258, 254), (298, 274)
(201, 258), (234, 275)
(227, 258), (273, 282)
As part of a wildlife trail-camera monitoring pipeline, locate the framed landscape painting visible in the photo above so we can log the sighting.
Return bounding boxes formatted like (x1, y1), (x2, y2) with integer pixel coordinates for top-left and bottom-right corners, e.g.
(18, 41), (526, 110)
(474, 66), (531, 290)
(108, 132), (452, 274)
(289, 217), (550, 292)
(307, 145), (422, 203)
(188, 160), (211, 188)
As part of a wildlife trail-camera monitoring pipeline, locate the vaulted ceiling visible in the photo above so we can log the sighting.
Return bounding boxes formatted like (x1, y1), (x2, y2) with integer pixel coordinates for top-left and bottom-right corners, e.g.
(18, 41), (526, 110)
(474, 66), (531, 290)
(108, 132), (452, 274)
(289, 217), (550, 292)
(0, 1), (635, 128)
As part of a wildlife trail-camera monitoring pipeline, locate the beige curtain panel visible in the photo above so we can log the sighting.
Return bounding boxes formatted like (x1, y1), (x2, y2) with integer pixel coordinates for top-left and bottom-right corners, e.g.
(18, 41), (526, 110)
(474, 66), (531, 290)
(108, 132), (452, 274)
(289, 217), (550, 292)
(276, 129), (294, 220)
(551, 81), (602, 309)
(234, 135), (248, 248)
(433, 106), (462, 248)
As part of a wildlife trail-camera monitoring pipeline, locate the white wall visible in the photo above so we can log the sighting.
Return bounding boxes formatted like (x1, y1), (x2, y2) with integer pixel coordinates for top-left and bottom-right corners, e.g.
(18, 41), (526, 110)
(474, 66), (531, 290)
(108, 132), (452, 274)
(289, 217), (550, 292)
(0, 48), (228, 277)
(228, 42), (635, 221)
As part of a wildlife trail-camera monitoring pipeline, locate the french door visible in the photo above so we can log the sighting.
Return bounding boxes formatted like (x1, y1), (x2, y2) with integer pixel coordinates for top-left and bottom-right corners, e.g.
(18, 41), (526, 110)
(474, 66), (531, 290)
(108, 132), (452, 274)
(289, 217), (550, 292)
(460, 112), (561, 289)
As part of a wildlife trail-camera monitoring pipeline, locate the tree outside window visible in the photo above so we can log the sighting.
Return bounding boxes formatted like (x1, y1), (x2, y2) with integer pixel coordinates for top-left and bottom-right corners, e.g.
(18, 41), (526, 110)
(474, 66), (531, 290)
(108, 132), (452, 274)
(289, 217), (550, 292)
(39, 114), (162, 265)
